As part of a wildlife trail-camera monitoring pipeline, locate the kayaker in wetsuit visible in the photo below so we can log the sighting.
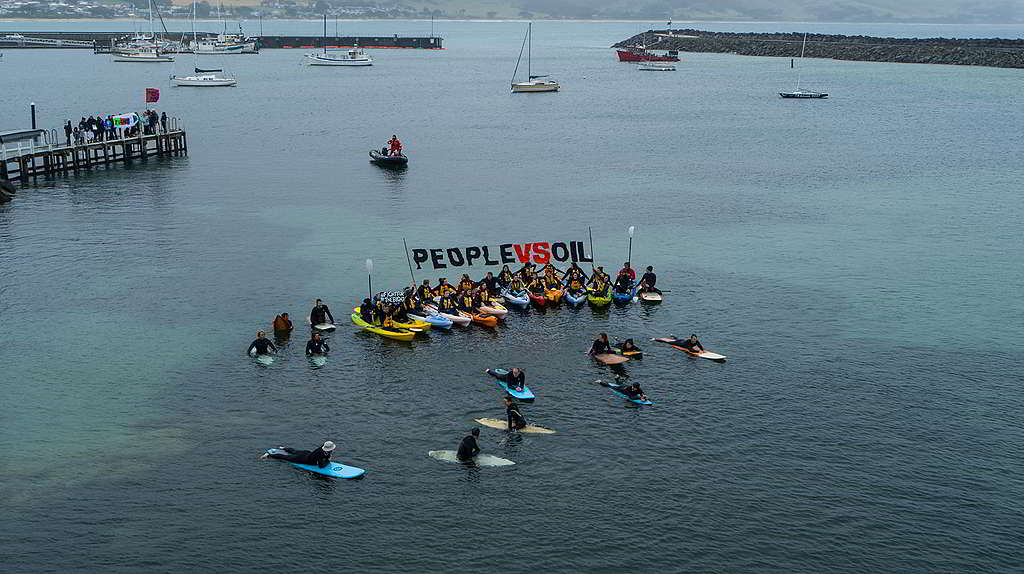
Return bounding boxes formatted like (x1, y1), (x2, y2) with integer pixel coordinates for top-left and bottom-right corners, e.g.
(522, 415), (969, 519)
(497, 266), (514, 288)
(480, 271), (500, 294)
(360, 298), (377, 324)
(272, 313), (293, 334)
(638, 266), (661, 294)
(247, 331), (277, 356)
(264, 440), (335, 467)
(678, 334), (704, 352)
(457, 274), (476, 292)
(618, 262), (636, 282)
(456, 428), (481, 462)
(589, 333), (612, 355)
(388, 135), (402, 157)
(504, 396), (527, 431)
(613, 271), (633, 294)
(417, 279), (434, 301)
(435, 278), (456, 297)
(401, 294), (422, 317)
(310, 299), (335, 326)
(305, 332), (330, 356)
(475, 288), (491, 308)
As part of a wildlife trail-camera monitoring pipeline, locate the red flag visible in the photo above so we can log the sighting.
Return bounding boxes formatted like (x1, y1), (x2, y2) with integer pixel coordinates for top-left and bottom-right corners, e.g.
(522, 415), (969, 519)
(145, 88), (160, 103)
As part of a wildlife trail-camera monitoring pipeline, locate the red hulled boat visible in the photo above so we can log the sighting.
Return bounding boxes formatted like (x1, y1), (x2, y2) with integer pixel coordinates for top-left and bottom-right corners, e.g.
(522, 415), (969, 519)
(616, 46), (679, 62)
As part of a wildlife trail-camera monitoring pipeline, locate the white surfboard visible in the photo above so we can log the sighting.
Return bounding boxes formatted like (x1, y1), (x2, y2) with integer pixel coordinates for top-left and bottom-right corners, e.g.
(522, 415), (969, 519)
(309, 354), (327, 367)
(695, 350), (727, 361)
(255, 354), (274, 365)
(428, 450), (515, 467)
(474, 418), (556, 434)
(312, 323), (336, 332)
(638, 292), (662, 303)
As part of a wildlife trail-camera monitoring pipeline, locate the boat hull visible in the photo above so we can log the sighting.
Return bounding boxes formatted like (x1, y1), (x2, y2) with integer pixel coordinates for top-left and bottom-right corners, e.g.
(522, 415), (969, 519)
(779, 91), (828, 99)
(511, 81), (559, 93)
(616, 49), (679, 62)
(306, 54), (373, 66)
(171, 76), (237, 87)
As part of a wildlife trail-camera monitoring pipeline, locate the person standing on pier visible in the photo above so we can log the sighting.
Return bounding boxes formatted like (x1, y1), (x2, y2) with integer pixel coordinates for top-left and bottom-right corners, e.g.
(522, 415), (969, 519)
(63, 121), (72, 146)
(161, 112), (168, 134)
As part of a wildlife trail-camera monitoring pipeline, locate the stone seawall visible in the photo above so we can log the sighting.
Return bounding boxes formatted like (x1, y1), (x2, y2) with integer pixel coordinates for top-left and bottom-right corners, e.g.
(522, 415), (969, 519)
(614, 30), (1024, 69)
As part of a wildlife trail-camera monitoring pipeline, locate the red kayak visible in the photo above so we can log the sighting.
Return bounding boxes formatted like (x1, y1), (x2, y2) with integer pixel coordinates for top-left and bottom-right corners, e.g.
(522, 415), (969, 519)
(529, 291), (547, 307)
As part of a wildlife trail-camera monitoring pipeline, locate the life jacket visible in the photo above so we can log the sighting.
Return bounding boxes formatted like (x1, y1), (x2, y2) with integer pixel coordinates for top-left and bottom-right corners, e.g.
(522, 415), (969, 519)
(417, 285), (433, 299)
(436, 283), (455, 296)
(459, 279), (475, 291)
(460, 294), (474, 309)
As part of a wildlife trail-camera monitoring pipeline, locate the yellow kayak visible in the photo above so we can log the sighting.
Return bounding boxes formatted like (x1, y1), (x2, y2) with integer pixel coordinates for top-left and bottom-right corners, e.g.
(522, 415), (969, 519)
(350, 313), (415, 342)
(352, 307), (430, 331)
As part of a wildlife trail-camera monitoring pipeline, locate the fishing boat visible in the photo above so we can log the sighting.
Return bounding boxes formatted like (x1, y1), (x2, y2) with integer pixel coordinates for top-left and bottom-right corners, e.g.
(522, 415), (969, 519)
(171, 2), (237, 86)
(511, 22), (559, 93)
(306, 14), (373, 66)
(638, 62), (675, 71)
(780, 33), (828, 99)
(369, 149), (408, 167)
(616, 45), (679, 62)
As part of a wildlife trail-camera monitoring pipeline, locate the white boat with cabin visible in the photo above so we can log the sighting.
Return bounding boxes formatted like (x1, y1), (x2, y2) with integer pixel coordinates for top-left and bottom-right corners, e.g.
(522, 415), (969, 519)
(511, 22), (559, 93)
(306, 15), (373, 66)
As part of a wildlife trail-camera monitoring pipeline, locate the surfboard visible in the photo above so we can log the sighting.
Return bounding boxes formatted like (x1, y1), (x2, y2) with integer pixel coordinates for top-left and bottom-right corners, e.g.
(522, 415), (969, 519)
(605, 383), (654, 405)
(312, 323), (337, 332)
(265, 449), (365, 479)
(252, 352), (274, 365)
(474, 418), (556, 434)
(487, 369), (535, 400)
(309, 354), (327, 367)
(427, 450), (515, 467)
(638, 292), (662, 303)
(594, 353), (629, 365)
(651, 338), (727, 361)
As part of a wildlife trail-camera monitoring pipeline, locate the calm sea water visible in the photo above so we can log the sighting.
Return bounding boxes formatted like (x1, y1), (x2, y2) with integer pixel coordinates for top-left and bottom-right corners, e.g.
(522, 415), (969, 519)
(1, 19), (1022, 574)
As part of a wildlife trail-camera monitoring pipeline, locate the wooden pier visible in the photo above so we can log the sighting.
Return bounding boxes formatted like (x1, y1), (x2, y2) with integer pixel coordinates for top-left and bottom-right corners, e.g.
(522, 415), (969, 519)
(0, 127), (187, 181)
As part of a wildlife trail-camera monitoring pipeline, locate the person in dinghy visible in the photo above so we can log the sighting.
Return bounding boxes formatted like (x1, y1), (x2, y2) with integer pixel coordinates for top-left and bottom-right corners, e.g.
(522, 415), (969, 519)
(387, 135), (403, 157)
(309, 299), (335, 327)
(262, 440), (336, 467)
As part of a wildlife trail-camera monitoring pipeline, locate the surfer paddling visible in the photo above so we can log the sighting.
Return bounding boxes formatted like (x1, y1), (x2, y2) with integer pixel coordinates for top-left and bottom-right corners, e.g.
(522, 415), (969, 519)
(262, 440), (336, 467)
(589, 333), (612, 355)
(678, 334), (704, 353)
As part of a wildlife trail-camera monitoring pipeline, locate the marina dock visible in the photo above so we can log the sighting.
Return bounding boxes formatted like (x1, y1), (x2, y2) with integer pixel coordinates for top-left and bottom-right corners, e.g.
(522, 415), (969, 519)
(0, 126), (187, 181)
(0, 32), (444, 51)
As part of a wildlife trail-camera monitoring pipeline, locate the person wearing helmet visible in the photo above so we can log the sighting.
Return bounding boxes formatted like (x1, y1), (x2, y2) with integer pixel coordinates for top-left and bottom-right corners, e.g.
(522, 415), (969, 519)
(263, 440), (336, 468)
(456, 428), (481, 462)
(246, 331), (277, 357)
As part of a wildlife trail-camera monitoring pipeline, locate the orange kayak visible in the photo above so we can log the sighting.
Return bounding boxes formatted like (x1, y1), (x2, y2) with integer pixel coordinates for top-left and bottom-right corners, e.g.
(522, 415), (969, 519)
(467, 310), (499, 327)
(544, 288), (564, 303)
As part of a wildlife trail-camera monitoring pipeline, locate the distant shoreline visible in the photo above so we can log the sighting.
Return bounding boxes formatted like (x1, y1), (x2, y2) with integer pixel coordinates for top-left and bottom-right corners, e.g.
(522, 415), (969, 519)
(1, 18), (1022, 26)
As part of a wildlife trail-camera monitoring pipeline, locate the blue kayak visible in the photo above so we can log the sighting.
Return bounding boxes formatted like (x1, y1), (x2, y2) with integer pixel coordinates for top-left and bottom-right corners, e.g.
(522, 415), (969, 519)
(502, 290), (530, 308)
(265, 448), (366, 479)
(407, 312), (453, 330)
(606, 383), (653, 405)
(564, 289), (587, 306)
(611, 284), (635, 304)
(488, 368), (535, 400)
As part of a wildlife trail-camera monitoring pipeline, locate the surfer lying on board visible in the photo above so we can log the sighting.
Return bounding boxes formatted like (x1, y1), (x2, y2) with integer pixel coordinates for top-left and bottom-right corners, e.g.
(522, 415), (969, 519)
(638, 266), (661, 295)
(678, 334), (704, 352)
(310, 299), (335, 326)
(589, 333), (612, 355)
(305, 332), (330, 356)
(456, 428), (481, 462)
(619, 383), (648, 401)
(262, 440), (335, 467)
(620, 339), (640, 353)
(272, 313), (293, 334)
(504, 397), (528, 431)
(489, 367), (526, 392)
(247, 331), (277, 356)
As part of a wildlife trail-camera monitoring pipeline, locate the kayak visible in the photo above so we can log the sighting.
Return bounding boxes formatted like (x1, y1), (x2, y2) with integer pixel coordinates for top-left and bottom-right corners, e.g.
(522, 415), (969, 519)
(638, 291), (663, 303)
(587, 288), (612, 307)
(468, 311), (499, 328)
(474, 418), (556, 434)
(611, 342), (643, 359)
(593, 353), (629, 365)
(611, 285), (636, 304)
(407, 312), (453, 330)
(353, 307), (430, 332)
(479, 301), (509, 317)
(488, 368), (535, 401)
(651, 337), (727, 361)
(369, 149), (408, 168)
(502, 290), (530, 308)
(265, 448), (366, 478)
(564, 289), (587, 307)
(350, 313), (416, 342)
(604, 383), (653, 405)
(529, 291), (547, 307)
(423, 304), (472, 327)
(544, 287), (564, 304)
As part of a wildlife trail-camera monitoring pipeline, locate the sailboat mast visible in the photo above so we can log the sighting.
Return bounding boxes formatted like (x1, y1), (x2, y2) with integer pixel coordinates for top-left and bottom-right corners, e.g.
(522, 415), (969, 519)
(323, 14), (327, 54)
(796, 32), (807, 90)
(148, 0), (154, 39)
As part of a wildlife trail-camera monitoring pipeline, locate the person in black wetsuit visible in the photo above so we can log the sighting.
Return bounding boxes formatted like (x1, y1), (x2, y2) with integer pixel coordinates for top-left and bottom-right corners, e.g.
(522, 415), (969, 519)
(504, 396), (527, 431)
(678, 334), (703, 352)
(638, 266), (661, 295)
(613, 271), (633, 294)
(620, 383), (647, 401)
(264, 440), (335, 467)
(497, 265), (514, 288)
(310, 299), (335, 326)
(416, 279), (434, 301)
(247, 331), (277, 356)
(489, 367), (526, 392)
(589, 332), (611, 355)
(359, 298), (377, 324)
(456, 428), (481, 462)
(305, 332), (329, 356)
(479, 271), (500, 294)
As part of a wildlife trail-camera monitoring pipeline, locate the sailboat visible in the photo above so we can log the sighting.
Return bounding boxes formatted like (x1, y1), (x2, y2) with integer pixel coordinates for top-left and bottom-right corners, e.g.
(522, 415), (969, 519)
(171, 1), (236, 86)
(779, 33), (827, 99)
(113, 0), (173, 62)
(306, 14), (373, 66)
(511, 22), (559, 93)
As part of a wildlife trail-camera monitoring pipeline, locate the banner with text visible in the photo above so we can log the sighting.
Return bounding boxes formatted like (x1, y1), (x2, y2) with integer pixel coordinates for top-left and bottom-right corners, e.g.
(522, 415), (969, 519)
(409, 240), (593, 271)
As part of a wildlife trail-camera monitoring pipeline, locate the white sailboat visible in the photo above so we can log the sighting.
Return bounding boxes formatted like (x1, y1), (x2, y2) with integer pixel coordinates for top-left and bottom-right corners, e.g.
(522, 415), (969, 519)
(171, 1), (236, 86)
(113, 1), (173, 62)
(780, 33), (827, 99)
(306, 14), (373, 66)
(511, 22), (559, 93)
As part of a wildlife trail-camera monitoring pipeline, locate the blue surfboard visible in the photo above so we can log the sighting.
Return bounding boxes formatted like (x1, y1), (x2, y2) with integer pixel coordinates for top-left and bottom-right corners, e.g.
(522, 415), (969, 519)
(488, 368), (535, 400)
(265, 448), (365, 479)
(606, 383), (653, 405)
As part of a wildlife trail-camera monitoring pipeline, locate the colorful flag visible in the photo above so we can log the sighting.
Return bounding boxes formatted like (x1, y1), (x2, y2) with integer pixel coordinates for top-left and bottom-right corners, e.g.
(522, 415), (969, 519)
(145, 88), (160, 103)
